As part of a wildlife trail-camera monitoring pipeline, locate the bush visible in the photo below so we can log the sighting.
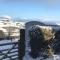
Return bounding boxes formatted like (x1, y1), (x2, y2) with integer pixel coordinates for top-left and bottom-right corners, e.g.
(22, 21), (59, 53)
(28, 25), (55, 58)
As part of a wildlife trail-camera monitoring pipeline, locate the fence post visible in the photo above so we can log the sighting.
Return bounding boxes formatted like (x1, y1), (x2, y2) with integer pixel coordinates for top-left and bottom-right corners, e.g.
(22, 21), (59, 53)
(18, 29), (25, 60)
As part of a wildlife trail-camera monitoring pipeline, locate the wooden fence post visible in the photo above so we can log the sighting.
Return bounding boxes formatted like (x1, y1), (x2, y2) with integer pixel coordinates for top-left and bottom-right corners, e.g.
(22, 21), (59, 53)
(18, 29), (25, 60)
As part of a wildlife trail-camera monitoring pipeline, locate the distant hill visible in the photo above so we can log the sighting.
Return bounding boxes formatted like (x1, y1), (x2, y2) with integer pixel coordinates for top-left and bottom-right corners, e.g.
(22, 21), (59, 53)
(0, 16), (59, 26)
(42, 21), (57, 25)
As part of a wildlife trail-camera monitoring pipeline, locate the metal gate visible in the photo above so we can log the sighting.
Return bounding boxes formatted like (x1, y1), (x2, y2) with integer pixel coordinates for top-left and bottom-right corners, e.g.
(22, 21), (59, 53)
(0, 39), (18, 60)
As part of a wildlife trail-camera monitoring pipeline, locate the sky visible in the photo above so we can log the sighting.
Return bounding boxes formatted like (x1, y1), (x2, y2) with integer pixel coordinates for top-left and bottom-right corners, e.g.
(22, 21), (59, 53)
(0, 0), (60, 22)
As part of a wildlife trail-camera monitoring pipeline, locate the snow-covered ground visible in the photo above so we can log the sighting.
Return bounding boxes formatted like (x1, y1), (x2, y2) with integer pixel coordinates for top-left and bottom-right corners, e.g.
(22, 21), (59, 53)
(23, 51), (60, 60)
(0, 39), (60, 60)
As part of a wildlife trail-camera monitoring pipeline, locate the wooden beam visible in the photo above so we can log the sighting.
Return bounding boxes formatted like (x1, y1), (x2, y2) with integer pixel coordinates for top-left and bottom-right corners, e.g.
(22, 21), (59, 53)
(18, 29), (25, 60)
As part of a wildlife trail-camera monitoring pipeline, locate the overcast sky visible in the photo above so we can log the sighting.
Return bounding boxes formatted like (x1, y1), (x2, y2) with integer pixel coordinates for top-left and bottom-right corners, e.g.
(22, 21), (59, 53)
(0, 0), (60, 22)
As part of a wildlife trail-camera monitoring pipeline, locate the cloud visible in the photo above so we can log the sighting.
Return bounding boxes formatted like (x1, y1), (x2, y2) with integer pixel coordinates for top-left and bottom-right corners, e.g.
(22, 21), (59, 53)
(0, 15), (12, 20)
(39, 16), (60, 23)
